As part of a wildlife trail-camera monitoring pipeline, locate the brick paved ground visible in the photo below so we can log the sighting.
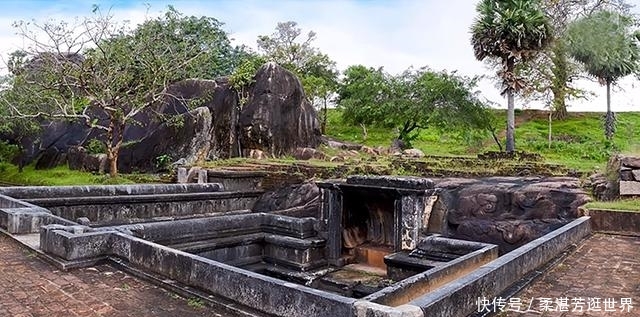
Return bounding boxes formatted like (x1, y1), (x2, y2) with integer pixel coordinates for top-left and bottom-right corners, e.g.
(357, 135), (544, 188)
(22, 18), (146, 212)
(503, 234), (640, 317)
(0, 234), (240, 317)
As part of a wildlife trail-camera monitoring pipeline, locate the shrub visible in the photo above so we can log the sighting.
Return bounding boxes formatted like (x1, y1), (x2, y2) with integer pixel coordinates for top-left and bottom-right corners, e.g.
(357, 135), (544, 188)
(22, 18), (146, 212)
(86, 139), (106, 154)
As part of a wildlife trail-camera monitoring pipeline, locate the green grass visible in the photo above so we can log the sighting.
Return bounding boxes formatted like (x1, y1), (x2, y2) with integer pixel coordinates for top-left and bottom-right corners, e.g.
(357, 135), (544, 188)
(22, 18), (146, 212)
(585, 199), (640, 212)
(0, 163), (162, 186)
(325, 109), (640, 172)
(187, 298), (205, 309)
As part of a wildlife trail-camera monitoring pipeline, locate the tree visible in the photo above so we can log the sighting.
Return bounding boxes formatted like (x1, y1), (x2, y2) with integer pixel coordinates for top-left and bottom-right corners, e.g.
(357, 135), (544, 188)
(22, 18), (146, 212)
(518, 0), (631, 120)
(257, 21), (338, 133)
(1, 6), (240, 177)
(471, 0), (553, 152)
(338, 65), (499, 148)
(566, 10), (640, 139)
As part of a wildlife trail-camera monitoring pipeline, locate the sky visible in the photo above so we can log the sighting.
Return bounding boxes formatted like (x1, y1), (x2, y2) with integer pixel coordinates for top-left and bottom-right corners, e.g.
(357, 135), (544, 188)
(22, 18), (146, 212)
(1, 0), (640, 112)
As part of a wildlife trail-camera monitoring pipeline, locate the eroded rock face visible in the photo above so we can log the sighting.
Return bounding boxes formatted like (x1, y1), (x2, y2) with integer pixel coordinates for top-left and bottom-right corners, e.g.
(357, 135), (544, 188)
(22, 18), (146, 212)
(252, 181), (320, 218)
(239, 62), (320, 156)
(118, 106), (213, 172)
(431, 177), (590, 253)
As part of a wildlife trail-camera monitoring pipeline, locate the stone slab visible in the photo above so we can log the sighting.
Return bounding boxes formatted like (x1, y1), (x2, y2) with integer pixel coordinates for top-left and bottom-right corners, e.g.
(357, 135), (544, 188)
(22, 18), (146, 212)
(620, 181), (640, 195)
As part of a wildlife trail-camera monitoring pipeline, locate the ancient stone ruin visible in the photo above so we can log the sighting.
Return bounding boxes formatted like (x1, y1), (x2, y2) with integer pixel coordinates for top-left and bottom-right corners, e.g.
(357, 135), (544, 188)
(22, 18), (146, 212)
(0, 174), (592, 317)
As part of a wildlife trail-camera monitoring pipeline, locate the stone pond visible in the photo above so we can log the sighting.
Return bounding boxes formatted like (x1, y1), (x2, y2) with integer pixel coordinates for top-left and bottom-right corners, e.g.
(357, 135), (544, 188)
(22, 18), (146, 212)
(0, 173), (592, 317)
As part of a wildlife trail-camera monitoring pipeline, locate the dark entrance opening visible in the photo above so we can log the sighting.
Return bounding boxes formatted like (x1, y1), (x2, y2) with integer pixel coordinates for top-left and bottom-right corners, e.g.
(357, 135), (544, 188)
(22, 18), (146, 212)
(341, 188), (398, 270)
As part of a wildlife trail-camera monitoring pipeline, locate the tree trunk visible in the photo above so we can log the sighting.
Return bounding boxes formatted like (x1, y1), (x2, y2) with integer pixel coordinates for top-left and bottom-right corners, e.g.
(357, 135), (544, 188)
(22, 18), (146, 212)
(505, 90), (515, 152)
(321, 98), (328, 134)
(551, 43), (569, 120)
(108, 151), (118, 178)
(505, 57), (516, 153)
(105, 116), (125, 178)
(604, 80), (615, 140)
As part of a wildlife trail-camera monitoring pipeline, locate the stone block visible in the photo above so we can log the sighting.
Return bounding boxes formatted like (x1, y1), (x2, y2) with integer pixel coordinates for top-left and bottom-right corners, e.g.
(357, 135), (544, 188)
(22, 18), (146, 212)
(621, 170), (634, 181)
(177, 167), (188, 183)
(633, 170), (640, 181)
(197, 169), (208, 184)
(620, 181), (640, 196)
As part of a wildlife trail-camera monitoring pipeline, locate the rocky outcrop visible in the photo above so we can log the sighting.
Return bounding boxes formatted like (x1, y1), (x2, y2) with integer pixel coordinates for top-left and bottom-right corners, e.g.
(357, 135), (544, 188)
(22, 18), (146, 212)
(431, 177), (590, 254)
(252, 181), (320, 218)
(293, 147), (326, 160)
(163, 78), (239, 159)
(3, 63), (322, 172)
(239, 62), (320, 156)
(118, 106), (213, 172)
(67, 146), (108, 173)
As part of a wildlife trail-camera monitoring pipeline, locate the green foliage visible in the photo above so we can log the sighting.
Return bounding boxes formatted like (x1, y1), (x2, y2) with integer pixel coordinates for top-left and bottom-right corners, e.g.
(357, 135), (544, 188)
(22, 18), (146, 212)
(471, 0), (553, 72)
(0, 141), (19, 164)
(187, 298), (205, 309)
(86, 139), (106, 155)
(566, 10), (640, 139)
(566, 10), (640, 84)
(1, 6), (246, 177)
(471, 0), (552, 152)
(325, 108), (640, 172)
(337, 65), (496, 145)
(229, 54), (267, 106)
(0, 164), (163, 186)
(154, 154), (172, 171)
(257, 21), (339, 131)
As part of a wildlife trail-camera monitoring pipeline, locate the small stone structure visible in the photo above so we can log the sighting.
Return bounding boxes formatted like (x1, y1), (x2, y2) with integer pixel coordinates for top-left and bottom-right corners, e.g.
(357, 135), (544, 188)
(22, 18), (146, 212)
(617, 155), (640, 195)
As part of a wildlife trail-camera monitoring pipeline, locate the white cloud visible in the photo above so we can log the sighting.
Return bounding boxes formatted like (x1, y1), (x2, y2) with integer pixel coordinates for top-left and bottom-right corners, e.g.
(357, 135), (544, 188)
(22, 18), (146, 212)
(1, 0), (640, 112)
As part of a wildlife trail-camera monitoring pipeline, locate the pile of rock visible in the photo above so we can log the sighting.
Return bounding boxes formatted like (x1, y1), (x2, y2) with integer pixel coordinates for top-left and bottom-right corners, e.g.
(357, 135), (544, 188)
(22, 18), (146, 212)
(590, 154), (640, 200)
(617, 156), (640, 196)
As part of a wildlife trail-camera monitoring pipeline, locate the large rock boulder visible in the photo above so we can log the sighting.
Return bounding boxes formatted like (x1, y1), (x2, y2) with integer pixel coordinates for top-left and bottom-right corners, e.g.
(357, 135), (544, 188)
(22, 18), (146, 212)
(160, 78), (239, 159)
(2, 63), (323, 172)
(430, 177), (590, 254)
(118, 106), (213, 172)
(239, 62), (320, 156)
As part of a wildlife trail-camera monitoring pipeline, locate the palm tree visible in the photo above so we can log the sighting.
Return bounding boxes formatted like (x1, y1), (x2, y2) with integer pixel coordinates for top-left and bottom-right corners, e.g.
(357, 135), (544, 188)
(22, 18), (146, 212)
(471, 0), (553, 152)
(566, 10), (640, 140)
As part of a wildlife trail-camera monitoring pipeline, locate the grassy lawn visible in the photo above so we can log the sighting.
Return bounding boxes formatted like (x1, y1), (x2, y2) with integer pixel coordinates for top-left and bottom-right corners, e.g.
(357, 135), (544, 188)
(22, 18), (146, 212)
(0, 163), (162, 186)
(325, 109), (640, 173)
(585, 199), (640, 212)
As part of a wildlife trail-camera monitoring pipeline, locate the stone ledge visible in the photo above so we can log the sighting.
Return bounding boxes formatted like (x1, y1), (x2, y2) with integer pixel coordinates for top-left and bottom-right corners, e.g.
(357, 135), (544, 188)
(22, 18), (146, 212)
(587, 208), (640, 234)
(0, 183), (223, 199)
(408, 217), (591, 317)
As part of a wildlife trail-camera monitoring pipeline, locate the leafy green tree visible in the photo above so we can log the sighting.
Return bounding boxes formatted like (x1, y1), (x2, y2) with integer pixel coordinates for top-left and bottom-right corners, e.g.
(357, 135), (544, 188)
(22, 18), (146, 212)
(518, 0), (631, 120)
(338, 65), (499, 148)
(257, 21), (338, 133)
(471, 0), (553, 152)
(566, 10), (640, 140)
(1, 6), (240, 177)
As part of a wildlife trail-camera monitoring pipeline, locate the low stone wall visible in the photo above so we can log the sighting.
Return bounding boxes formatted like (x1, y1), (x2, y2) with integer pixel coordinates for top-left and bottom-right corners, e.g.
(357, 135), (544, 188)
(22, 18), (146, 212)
(0, 194), (75, 234)
(0, 184), (262, 226)
(122, 213), (325, 271)
(30, 191), (262, 226)
(39, 217), (354, 317)
(364, 237), (498, 306)
(407, 217), (591, 317)
(206, 170), (266, 191)
(0, 183), (223, 199)
(587, 208), (640, 234)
